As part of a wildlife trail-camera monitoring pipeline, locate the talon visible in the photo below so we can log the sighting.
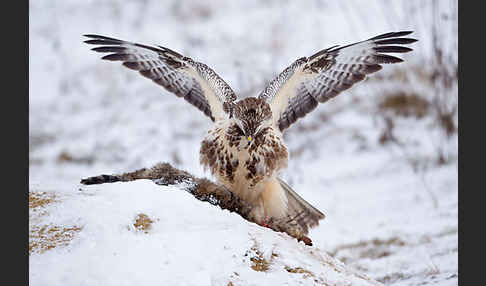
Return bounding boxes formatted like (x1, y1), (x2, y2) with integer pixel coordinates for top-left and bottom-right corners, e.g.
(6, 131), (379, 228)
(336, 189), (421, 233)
(261, 218), (270, 228)
(298, 236), (313, 246)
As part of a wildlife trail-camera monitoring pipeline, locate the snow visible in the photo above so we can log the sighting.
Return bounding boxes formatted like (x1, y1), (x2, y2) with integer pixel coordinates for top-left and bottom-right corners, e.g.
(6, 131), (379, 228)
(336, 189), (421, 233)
(29, 0), (458, 285)
(30, 180), (383, 286)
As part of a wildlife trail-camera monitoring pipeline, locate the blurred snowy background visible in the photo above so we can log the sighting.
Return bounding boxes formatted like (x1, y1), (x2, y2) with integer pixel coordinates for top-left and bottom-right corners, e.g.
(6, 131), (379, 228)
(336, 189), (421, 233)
(29, 0), (458, 285)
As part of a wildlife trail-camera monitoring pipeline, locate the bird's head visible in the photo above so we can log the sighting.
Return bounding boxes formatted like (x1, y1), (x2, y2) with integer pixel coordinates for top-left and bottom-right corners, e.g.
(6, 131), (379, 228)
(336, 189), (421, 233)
(228, 97), (272, 148)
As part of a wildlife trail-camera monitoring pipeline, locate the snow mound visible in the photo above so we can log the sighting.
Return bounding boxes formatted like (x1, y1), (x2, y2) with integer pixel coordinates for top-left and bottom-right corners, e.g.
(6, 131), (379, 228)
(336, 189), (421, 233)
(29, 180), (381, 286)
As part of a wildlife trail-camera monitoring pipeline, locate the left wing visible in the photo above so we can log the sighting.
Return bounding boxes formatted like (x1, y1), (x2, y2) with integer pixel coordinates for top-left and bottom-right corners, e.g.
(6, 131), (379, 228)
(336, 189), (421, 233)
(84, 34), (237, 121)
(258, 31), (417, 132)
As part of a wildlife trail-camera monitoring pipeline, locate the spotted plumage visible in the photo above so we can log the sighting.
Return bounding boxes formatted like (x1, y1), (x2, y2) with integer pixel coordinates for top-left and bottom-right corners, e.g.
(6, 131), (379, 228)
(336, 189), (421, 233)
(85, 31), (417, 236)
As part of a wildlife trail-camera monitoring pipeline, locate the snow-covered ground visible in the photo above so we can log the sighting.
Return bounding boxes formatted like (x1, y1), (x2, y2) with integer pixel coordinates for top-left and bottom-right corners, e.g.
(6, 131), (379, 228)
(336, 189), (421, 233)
(29, 1), (458, 285)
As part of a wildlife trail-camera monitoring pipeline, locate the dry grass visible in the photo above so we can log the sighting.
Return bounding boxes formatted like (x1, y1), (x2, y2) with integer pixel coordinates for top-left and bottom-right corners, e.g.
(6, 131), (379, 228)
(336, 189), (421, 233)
(29, 191), (56, 209)
(434, 101), (457, 138)
(378, 272), (409, 284)
(245, 240), (318, 282)
(245, 240), (275, 272)
(29, 192), (56, 209)
(132, 213), (155, 233)
(250, 250), (271, 272)
(29, 191), (82, 255)
(29, 191), (57, 219)
(285, 266), (315, 279)
(379, 92), (430, 119)
(56, 150), (94, 165)
(330, 237), (407, 265)
(29, 225), (82, 255)
(378, 116), (397, 146)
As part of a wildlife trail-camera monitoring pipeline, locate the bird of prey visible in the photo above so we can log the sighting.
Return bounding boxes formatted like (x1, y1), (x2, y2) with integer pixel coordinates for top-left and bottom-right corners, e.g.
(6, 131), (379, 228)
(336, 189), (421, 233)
(84, 31), (416, 236)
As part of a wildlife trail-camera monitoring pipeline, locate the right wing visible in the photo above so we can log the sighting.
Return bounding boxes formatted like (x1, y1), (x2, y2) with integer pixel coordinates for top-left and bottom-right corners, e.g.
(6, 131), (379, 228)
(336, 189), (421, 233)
(84, 34), (237, 121)
(258, 31), (417, 131)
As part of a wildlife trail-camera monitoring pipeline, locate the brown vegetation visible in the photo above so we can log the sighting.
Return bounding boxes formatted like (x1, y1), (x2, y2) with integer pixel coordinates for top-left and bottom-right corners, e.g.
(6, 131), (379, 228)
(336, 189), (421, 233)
(57, 150), (95, 165)
(29, 225), (82, 255)
(132, 213), (155, 233)
(29, 192), (56, 209)
(250, 250), (271, 272)
(330, 237), (407, 263)
(285, 266), (315, 279)
(379, 92), (430, 119)
(29, 191), (82, 255)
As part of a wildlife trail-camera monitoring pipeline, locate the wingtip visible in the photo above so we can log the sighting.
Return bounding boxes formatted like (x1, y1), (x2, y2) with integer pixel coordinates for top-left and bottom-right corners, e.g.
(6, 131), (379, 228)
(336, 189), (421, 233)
(84, 39), (103, 45)
(399, 30), (414, 35)
(391, 30), (414, 37)
(83, 34), (126, 44)
(368, 30), (415, 41)
(83, 34), (102, 39)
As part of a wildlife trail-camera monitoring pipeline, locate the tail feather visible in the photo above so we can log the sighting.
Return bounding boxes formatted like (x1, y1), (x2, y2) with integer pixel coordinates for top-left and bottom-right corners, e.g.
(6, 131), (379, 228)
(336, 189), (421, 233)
(276, 178), (325, 236)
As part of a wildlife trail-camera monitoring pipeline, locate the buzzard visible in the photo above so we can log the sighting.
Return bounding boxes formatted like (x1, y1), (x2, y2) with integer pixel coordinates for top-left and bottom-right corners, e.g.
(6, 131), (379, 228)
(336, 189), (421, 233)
(85, 31), (416, 236)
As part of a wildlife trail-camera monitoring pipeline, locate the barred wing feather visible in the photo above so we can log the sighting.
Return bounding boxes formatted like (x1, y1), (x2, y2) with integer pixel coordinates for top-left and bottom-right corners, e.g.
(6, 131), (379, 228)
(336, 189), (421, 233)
(84, 34), (236, 121)
(258, 31), (417, 132)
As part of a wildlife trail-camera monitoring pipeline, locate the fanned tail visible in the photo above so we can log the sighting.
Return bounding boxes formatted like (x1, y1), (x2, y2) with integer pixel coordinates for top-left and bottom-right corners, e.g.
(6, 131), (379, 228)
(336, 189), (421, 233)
(276, 178), (325, 236)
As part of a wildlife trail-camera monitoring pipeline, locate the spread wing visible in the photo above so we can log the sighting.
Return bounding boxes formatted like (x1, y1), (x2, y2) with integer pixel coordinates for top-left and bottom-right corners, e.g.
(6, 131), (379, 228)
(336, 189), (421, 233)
(84, 35), (237, 121)
(258, 31), (418, 132)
